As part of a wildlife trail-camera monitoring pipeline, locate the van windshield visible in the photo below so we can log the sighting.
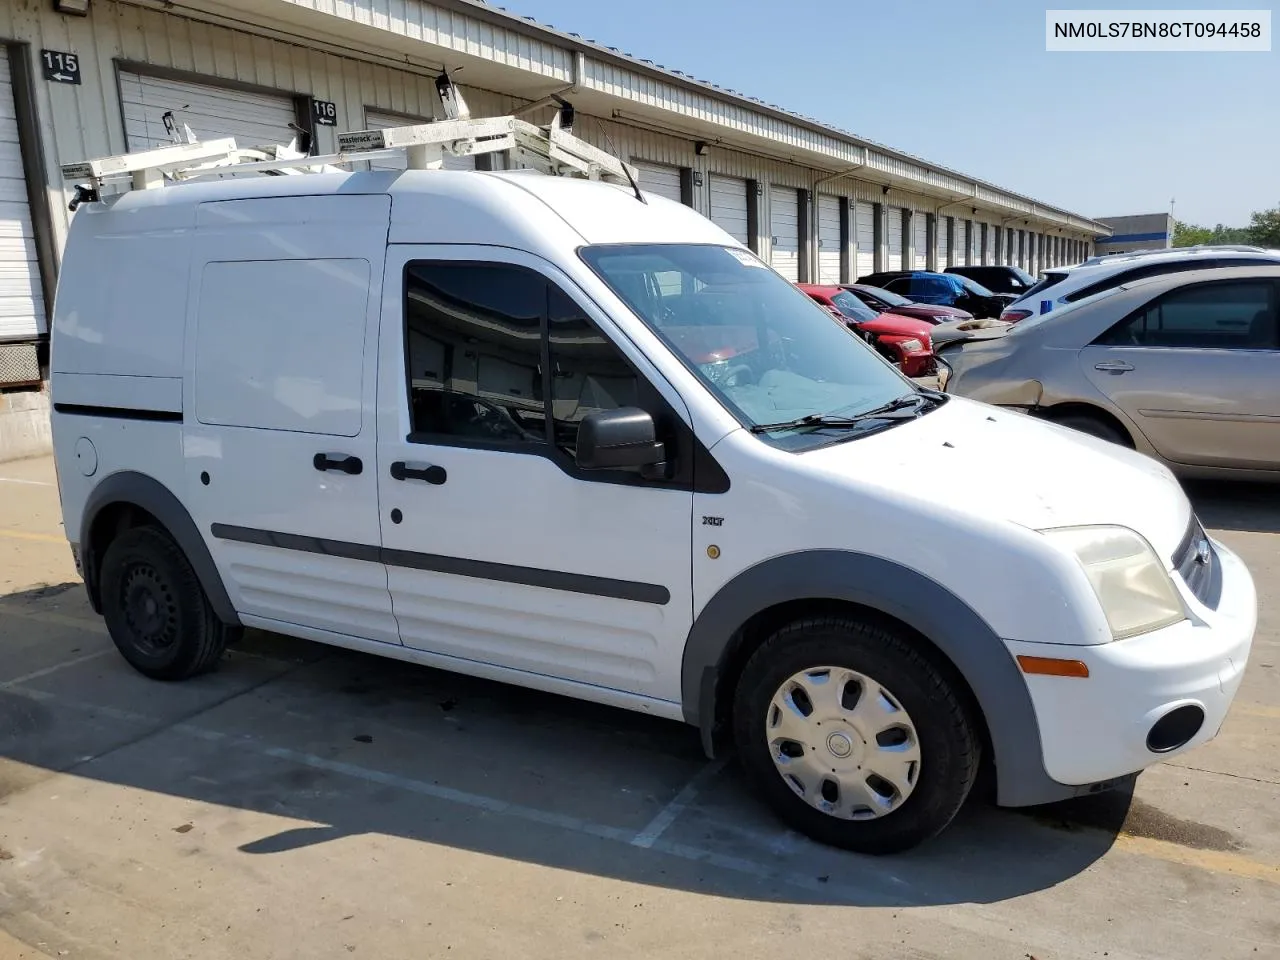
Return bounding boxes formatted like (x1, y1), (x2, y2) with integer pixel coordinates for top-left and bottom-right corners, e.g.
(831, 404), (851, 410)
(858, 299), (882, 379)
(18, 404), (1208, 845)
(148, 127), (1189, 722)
(580, 244), (919, 444)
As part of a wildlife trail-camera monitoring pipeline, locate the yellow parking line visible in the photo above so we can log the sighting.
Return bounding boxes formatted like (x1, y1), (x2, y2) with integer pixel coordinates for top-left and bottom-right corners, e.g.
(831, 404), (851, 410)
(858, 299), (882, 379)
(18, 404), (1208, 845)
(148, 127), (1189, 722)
(1114, 833), (1280, 885)
(0, 528), (65, 545)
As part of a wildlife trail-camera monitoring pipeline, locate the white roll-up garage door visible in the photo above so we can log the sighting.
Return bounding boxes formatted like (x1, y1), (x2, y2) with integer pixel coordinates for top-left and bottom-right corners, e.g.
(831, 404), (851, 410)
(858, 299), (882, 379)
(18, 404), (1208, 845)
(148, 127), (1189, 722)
(120, 70), (298, 151)
(886, 208), (903, 271)
(769, 185), (800, 281)
(855, 201), (875, 278)
(817, 194), (841, 284)
(955, 220), (968, 265)
(633, 161), (682, 204)
(366, 110), (476, 171)
(0, 49), (43, 343)
(936, 216), (948, 269)
(709, 175), (749, 246)
(912, 211), (928, 270)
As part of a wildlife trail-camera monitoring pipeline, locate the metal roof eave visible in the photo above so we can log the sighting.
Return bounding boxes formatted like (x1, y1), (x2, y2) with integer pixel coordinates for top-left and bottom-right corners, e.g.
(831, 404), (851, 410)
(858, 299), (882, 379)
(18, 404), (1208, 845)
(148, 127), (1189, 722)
(419, 0), (1110, 235)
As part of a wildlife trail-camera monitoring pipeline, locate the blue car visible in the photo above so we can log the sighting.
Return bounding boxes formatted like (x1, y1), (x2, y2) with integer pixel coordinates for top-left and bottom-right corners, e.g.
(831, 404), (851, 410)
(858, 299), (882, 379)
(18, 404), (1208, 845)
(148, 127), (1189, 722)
(856, 271), (1016, 319)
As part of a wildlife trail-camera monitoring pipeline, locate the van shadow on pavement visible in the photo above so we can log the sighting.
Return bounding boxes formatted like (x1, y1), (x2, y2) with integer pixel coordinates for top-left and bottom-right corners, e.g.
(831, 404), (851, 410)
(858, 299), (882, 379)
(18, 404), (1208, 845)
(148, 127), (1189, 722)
(0, 581), (1136, 911)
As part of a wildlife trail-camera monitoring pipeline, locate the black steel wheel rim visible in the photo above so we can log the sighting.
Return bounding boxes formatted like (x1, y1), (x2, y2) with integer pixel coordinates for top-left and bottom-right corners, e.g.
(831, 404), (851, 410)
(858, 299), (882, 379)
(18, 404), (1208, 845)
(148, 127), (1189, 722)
(120, 563), (179, 655)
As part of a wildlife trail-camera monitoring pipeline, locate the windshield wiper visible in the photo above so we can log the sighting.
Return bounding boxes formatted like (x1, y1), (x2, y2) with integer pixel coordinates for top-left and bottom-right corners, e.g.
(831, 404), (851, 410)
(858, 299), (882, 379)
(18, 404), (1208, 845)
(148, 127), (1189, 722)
(750, 414), (865, 434)
(749, 393), (939, 434)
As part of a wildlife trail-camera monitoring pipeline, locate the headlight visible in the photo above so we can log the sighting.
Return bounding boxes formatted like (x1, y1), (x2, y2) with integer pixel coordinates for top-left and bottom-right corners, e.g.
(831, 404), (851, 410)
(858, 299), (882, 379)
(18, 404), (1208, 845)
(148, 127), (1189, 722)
(898, 338), (924, 353)
(1040, 525), (1185, 640)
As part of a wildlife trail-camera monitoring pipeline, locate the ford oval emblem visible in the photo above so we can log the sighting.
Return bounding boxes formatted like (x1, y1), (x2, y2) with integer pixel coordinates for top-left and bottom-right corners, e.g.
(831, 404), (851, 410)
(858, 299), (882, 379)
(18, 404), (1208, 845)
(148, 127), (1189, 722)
(1194, 539), (1211, 565)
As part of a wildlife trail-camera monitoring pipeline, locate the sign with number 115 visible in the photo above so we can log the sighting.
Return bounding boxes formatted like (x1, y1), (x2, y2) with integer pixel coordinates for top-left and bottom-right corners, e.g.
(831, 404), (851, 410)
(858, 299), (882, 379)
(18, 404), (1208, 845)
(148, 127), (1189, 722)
(41, 50), (81, 85)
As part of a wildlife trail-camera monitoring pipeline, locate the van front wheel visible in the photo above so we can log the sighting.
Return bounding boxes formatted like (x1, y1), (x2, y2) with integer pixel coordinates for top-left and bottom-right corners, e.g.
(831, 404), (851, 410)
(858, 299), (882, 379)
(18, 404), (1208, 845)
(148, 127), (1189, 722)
(99, 526), (238, 680)
(733, 617), (979, 854)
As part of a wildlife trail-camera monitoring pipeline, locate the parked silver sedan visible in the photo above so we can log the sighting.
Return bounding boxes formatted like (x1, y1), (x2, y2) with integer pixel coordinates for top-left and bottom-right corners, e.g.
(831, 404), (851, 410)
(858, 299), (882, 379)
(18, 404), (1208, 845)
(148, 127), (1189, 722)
(939, 265), (1280, 480)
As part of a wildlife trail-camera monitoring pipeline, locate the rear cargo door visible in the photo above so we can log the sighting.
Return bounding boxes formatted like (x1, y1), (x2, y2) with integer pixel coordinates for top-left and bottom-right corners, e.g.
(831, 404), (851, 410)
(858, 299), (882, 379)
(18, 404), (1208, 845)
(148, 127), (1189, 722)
(184, 194), (399, 644)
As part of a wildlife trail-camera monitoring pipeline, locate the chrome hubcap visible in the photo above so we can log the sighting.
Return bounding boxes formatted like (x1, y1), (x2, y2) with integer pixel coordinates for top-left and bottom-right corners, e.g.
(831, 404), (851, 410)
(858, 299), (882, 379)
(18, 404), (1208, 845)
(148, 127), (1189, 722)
(766, 666), (921, 820)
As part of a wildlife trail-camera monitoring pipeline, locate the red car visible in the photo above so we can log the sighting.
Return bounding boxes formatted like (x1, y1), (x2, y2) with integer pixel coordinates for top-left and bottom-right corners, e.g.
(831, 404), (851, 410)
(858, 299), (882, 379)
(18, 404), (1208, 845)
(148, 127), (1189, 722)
(797, 284), (935, 378)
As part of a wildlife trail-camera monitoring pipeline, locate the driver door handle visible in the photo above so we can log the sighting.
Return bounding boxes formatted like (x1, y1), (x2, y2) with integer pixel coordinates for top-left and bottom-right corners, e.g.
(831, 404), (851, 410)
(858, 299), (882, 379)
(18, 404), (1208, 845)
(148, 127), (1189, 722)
(1094, 360), (1134, 373)
(390, 461), (447, 485)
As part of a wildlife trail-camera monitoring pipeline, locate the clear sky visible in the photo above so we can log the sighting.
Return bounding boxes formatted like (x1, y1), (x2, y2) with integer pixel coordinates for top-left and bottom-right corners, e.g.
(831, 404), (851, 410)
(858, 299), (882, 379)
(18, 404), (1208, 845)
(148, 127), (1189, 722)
(500, 0), (1278, 226)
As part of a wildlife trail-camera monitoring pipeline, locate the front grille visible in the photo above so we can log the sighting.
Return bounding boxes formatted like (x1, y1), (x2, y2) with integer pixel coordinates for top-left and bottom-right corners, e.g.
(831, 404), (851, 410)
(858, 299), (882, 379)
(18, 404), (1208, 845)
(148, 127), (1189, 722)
(1172, 515), (1222, 610)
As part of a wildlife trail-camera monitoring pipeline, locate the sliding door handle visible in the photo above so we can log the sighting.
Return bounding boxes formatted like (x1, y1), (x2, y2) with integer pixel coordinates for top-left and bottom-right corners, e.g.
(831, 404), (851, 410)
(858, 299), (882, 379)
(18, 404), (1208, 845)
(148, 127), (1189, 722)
(390, 461), (447, 485)
(313, 453), (363, 475)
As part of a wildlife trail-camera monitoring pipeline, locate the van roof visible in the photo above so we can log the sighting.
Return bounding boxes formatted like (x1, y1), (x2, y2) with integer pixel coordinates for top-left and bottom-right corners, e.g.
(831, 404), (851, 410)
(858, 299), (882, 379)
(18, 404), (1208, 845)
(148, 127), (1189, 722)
(94, 167), (734, 248)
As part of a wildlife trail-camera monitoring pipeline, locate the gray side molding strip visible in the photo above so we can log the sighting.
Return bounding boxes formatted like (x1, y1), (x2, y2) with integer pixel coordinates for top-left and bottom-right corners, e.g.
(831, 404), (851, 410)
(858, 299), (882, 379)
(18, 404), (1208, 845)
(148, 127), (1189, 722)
(679, 550), (1068, 807)
(79, 471), (240, 626)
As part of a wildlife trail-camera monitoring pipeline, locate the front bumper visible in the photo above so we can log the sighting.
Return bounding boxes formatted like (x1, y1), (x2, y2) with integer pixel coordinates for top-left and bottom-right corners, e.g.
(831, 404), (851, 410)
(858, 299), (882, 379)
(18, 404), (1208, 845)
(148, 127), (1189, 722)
(1006, 538), (1256, 787)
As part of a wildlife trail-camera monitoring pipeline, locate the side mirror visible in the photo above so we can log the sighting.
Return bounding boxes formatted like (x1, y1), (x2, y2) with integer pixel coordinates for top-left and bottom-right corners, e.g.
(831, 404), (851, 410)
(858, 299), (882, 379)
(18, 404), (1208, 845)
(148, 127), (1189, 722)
(575, 407), (669, 477)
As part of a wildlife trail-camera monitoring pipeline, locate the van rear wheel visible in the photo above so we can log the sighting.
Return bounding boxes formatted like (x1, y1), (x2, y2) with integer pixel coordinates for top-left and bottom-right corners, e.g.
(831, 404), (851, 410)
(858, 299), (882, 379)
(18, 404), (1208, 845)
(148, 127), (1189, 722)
(733, 617), (979, 854)
(99, 526), (238, 680)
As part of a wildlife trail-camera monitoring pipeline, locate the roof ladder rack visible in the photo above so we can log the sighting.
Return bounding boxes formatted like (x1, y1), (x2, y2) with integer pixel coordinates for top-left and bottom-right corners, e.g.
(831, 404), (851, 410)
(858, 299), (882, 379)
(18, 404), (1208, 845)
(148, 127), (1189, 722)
(61, 110), (642, 200)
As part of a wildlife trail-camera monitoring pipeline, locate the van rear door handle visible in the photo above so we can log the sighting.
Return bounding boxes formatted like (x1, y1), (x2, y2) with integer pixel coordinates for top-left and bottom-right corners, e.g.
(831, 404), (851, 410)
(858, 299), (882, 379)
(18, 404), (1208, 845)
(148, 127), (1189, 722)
(390, 461), (447, 485)
(1094, 360), (1134, 373)
(313, 453), (363, 475)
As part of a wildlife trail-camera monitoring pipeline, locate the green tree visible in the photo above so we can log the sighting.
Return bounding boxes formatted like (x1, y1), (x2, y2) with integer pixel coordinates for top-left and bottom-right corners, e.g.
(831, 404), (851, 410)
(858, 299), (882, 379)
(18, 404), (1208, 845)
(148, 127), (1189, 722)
(1172, 220), (1212, 246)
(1172, 220), (1252, 247)
(1210, 223), (1252, 244)
(1247, 204), (1280, 247)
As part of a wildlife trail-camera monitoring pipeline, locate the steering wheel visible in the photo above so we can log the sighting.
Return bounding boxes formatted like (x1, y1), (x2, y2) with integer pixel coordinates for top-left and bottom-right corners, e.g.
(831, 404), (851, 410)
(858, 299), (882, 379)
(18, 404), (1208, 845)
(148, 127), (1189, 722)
(721, 363), (757, 387)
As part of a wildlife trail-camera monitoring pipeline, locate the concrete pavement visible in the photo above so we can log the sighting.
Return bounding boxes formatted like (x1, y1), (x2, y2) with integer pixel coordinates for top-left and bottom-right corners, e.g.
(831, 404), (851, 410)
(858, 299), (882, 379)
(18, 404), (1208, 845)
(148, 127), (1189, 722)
(1, 456), (1277, 960)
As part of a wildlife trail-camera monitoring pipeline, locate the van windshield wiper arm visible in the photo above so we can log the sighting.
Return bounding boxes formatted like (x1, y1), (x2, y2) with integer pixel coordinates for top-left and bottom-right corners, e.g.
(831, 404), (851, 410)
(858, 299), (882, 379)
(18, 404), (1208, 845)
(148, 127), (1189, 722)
(749, 393), (936, 434)
(749, 414), (865, 434)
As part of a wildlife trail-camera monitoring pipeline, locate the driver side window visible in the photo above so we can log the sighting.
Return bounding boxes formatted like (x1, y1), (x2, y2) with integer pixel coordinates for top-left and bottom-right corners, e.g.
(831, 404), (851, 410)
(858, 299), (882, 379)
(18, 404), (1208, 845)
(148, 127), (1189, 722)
(403, 260), (644, 457)
(404, 261), (548, 446)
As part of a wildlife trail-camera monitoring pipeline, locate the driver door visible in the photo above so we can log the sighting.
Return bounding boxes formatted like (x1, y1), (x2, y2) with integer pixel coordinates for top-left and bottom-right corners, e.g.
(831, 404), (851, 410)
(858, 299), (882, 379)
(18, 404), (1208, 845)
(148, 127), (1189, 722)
(375, 245), (696, 702)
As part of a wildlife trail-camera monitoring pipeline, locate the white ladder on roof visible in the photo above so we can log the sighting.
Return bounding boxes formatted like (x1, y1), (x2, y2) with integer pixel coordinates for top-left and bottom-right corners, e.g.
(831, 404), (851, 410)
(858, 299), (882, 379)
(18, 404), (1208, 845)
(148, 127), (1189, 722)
(60, 111), (641, 199)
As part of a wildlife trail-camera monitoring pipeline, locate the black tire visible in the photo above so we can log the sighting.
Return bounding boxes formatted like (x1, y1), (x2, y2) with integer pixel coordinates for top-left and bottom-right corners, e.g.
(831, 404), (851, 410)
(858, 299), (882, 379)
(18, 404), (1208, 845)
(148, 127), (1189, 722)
(733, 616), (979, 855)
(1049, 411), (1130, 447)
(99, 525), (239, 680)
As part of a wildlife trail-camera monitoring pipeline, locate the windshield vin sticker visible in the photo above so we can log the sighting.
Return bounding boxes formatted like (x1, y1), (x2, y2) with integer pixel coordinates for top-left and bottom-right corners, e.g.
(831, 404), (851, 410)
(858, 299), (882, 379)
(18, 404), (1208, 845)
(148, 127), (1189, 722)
(726, 248), (766, 268)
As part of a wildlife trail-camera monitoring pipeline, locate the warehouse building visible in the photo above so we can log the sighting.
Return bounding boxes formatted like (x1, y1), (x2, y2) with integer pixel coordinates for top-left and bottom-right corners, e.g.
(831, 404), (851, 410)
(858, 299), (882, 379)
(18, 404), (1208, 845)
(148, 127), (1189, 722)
(1093, 213), (1174, 256)
(0, 0), (1110, 388)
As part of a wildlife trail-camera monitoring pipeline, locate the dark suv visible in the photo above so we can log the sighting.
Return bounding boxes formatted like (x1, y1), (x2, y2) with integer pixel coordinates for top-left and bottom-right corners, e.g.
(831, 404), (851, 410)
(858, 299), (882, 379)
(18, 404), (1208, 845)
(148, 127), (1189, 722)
(857, 271), (1016, 319)
(944, 265), (1037, 296)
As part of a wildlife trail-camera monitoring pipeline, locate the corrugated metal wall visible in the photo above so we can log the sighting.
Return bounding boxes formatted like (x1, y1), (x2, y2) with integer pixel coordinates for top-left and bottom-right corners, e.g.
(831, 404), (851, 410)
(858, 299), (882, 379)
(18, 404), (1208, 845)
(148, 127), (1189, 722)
(0, 0), (1101, 288)
(0, 0), (464, 249)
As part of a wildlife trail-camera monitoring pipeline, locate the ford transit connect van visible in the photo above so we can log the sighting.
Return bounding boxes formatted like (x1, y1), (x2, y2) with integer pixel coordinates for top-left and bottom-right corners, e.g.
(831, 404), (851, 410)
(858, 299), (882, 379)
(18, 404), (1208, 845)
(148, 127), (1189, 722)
(49, 118), (1257, 854)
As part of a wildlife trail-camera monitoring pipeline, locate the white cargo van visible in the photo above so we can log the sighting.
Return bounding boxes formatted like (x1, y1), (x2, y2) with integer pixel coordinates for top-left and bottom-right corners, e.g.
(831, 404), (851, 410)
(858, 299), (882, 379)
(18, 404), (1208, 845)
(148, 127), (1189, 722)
(49, 116), (1257, 854)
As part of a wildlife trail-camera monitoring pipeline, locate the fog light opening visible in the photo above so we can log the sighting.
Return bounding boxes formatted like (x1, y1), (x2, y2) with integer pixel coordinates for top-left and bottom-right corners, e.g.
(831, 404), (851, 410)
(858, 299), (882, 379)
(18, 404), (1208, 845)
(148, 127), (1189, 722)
(1146, 705), (1205, 754)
